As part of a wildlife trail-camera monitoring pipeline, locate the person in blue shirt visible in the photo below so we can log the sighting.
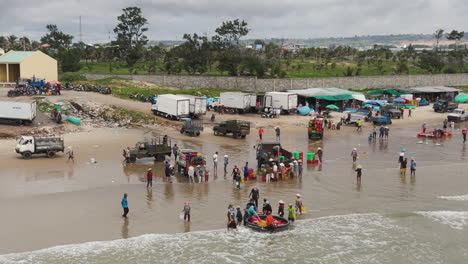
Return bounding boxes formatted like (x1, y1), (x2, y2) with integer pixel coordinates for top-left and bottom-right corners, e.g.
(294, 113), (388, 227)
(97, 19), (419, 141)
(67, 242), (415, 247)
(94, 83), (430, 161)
(248, 205), (259, 217)
(121, 193), (129, 218)
(410, 158), (416, 176)
(243, 162), (249, 180)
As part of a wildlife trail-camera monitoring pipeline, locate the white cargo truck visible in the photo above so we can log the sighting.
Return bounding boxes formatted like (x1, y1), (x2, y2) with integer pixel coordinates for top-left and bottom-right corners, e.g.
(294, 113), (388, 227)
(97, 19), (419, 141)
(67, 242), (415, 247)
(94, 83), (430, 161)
(176, 95), (207, 117)
(151, 94), (190, 120)
(264, 92), (298, 113)
(15, 135), (64, 159)
(0, 100), (37, 124)
(219, 92), (256, 113)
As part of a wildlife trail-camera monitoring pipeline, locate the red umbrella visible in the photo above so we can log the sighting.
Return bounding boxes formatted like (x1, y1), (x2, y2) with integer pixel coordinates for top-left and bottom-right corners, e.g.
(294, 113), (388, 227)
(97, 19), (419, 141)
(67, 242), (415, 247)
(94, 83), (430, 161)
(40, 44), (51, 48)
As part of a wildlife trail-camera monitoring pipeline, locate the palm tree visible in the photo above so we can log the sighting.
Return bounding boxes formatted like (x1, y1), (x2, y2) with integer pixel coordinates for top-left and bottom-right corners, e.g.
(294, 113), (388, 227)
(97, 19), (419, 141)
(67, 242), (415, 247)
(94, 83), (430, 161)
(7, 35), (17, 49)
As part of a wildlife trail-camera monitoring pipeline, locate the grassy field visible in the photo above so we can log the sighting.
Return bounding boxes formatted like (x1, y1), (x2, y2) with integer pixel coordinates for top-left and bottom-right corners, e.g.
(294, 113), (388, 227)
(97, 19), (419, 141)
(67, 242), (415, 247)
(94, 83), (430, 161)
(80, 78), (239, 98)
(78, 59), (460, 78)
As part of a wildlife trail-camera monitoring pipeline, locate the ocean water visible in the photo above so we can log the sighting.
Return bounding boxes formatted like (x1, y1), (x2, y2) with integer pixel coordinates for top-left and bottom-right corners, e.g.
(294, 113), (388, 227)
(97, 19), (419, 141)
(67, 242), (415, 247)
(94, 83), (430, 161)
(2, 211), (468, 264)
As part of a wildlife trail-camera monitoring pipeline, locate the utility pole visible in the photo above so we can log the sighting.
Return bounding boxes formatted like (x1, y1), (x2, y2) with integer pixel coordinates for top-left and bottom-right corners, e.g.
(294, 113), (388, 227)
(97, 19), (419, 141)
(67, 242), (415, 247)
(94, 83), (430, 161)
(79, 16), (83, 43)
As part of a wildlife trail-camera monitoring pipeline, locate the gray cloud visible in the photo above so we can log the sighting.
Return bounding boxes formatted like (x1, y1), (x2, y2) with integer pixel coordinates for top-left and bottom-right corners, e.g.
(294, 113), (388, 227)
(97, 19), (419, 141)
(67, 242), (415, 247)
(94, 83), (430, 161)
(0, 0), (466, 43)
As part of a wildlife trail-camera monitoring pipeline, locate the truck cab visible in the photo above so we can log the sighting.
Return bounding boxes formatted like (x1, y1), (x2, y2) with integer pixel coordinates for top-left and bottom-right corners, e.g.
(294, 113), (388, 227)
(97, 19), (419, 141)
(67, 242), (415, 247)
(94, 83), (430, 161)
(128, 136), (172, 162)
(16, 136), (35, 155)
(447, 108), (468, 122)
(381, 104), (401, 119)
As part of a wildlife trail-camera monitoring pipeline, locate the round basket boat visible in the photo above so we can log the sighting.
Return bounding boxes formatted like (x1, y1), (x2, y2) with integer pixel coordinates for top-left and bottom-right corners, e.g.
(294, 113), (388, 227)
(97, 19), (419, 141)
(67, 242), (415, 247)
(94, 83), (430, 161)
(245, 215), (290, 232)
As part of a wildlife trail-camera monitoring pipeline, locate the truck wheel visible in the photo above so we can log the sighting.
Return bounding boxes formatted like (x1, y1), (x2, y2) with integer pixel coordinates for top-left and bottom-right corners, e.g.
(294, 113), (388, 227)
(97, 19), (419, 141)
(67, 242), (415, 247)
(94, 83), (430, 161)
(180, 128), (185, 134)
(214, 130), (218, 136)
(195, 132), (200, 136)
(233, 133), (239, 139)
(22, 151), (32, 159)
(155, 154), (165, 162)
(241, 135), (246, 139)
(47, 151), (56, 158)
(129, 156), (136, 163)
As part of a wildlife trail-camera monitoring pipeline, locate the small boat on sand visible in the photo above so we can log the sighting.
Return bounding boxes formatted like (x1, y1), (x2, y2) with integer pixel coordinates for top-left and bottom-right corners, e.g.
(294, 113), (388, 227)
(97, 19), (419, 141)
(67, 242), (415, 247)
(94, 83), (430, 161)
(417, 131), (452, 138)
(245, 215), (290, 232)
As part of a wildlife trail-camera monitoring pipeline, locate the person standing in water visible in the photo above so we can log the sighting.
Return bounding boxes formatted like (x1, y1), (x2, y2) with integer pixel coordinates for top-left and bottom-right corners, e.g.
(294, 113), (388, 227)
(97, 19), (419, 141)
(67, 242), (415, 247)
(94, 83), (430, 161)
(146, 168), (153, 188)
(316, 147), (323, 163)
(223, 155), (229, 173)
(462, 127), (468, 143)
(236, 206), (243, 226)
(410, 158), (416, 176)
(249, 187), (260, 209)
(212, 152), (218, 176)
(278, 200), (285, 217)
(121, 193), (129, 218)
(400, 158), (408, 176)
(227, 204), (237, 231)
(288, 204), (296, 222)
(351, 148), (358, 162)
(66, 146), (74, 163)
(355, 164), (362, 185)
(188, 165), (195, 183)
(182, 201), (191, 222)
(258, 127), (264, 140)
(295, 194), (303, 214)
(172, 144), (179, 161)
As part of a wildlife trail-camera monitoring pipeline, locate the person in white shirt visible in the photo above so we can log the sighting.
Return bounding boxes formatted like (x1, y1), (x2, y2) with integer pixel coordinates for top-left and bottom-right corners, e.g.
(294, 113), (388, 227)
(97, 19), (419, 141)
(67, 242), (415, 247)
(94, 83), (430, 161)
(188, 165), (195, 183)
(213, 152), (218, 176)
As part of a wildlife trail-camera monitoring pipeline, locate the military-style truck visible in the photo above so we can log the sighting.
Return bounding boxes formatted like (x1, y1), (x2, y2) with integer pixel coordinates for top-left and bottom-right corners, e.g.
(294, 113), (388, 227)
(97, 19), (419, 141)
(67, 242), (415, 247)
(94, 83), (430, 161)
(213, 120), (250, 139)
(128, 137), (171, 162)
(433, 100), (458, 113)
(180, 118), (203, 137)
(381, 104), (402, 119)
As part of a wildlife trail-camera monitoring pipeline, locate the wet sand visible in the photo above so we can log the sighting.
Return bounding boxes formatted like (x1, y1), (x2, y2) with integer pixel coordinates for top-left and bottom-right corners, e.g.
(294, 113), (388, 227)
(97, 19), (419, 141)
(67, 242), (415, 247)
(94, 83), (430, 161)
(1, 115), (468, 254)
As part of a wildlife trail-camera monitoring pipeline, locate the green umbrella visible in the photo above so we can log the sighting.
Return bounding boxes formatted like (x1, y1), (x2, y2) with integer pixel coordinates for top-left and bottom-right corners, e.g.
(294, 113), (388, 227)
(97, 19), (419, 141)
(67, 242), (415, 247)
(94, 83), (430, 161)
(364, 104), (372, 108)
(326, 104), (339, 110)
(455, 93), (468, 103)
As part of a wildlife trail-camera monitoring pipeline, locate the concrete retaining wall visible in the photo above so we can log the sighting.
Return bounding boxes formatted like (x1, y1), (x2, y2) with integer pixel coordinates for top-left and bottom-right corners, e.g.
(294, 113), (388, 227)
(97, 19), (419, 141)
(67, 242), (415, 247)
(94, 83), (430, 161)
(83, 73), (468, 92)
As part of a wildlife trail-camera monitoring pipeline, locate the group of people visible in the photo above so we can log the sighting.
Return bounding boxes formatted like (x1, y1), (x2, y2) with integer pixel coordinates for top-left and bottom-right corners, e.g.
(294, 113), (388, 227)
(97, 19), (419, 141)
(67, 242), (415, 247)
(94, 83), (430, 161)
(260, 158), (303, 183)
(225, 188), (305, 232)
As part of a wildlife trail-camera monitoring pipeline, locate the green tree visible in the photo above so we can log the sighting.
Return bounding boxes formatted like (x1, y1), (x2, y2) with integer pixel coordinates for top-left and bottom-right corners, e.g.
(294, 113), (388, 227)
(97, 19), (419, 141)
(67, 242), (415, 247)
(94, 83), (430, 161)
(416, 51), (445, 73)
(178, 33), (212, 74)
(447, 30), (465, 50)
(434, 29), (444, 51)
(113, 7), (149, 67)
(213, 19), (249, 45)
(40, 24), (73, 50)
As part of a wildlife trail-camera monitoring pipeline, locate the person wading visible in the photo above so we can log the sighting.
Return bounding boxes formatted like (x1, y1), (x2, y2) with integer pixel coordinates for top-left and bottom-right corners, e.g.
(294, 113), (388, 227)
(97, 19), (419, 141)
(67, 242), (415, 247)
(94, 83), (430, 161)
(275, 127), (281, 141)
(258, 127), (264, 140)
(462, 127), (468, 143)
(121, 193), (129, 218)
(212, 152), (218, 177)
(249, 187), (260, 209)
(146, 168), (153, 188)
(182, 201), (191, 222)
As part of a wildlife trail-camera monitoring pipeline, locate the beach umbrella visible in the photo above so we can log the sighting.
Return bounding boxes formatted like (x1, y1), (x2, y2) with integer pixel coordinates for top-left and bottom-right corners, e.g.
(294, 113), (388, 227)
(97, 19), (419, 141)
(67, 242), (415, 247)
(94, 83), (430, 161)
(299, 106), (312, 115)
(364, 104), (373, 108)
(365, 101), (382, 106)
(455, 93), (468, 103)
(326, 104), (339, 110)
(373, 106), (381, 111)
(40, 43), (51, 48)
(393, 97), (406, 103)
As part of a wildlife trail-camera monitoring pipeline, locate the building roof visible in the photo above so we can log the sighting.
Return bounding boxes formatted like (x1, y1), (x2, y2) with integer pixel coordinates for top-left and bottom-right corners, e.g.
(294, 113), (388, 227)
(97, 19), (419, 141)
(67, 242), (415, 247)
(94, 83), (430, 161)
(287, 88), (366, 101)
(0, 51), (36, 63)
(406, 86), (461, 93)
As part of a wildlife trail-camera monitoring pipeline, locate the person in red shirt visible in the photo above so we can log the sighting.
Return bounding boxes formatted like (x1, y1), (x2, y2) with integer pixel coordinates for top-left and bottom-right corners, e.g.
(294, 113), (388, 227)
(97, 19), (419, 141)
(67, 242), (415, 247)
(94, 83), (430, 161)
(265, 211), (275, 232)
(258, 127), (264, 140)
(146, 168), (153, 188)
(462, 128), (468, 143)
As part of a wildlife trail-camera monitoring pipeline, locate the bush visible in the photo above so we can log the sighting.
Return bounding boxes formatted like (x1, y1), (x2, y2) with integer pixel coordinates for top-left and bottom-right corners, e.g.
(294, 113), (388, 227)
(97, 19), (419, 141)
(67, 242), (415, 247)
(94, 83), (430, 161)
(61, 72), (87, 82)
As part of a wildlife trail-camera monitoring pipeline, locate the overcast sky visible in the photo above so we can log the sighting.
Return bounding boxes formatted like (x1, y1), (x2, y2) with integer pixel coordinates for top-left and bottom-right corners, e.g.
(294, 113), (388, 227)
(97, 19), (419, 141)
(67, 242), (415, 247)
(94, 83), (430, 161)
(1, 0), (467, 43)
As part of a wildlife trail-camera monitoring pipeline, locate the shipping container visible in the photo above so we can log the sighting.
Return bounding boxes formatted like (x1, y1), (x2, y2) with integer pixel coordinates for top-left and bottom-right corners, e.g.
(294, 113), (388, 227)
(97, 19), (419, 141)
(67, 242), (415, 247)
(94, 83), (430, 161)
(0, 100), (37, 124)
(265, 92), (298, 112)
(219, 92), (256, 111)
(176, 95), (207, 117)
(151, 94), (190, 120)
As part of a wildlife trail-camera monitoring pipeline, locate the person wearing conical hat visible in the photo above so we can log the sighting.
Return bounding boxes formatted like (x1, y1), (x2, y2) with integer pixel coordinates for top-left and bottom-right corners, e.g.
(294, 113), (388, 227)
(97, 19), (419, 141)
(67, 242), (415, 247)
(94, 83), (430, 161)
(355, 164), (362, 185)
(278, 200), (285, 217)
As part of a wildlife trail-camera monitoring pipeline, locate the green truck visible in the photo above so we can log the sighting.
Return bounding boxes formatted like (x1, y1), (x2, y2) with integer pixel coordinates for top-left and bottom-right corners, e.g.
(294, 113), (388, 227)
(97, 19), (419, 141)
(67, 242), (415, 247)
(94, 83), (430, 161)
(213, 120), (250, 139)
(128, 137), (172, 162)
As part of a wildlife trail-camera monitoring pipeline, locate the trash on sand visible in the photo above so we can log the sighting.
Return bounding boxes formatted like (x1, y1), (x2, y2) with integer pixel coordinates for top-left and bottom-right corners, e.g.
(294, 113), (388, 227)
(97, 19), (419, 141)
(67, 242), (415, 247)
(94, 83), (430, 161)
(417, 141), (423, 144)
(90, 158), (97, 163)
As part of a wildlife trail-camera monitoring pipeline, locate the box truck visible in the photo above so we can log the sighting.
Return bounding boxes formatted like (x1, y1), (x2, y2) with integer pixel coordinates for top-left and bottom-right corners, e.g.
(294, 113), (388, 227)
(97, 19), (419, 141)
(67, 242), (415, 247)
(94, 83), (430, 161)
(176, 95), (207, 117)
(264, 92), (298, 113)
(219, 92), (256, 113)
(151, 94), (190, 120)
(15, 135), (64, 159)
(0, 100), (37, 125)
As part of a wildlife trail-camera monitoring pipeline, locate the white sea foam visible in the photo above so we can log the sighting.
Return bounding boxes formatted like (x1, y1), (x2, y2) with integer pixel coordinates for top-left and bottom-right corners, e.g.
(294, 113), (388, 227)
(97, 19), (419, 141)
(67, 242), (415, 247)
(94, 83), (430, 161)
(417, 211), (468, 230)
(0, 213), (441, 264)
(438, 194), (468, 201)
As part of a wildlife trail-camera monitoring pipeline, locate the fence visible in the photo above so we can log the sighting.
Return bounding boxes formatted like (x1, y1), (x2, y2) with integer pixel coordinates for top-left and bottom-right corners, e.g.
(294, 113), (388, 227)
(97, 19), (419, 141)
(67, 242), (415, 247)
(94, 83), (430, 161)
(83, 73), (468, 92)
